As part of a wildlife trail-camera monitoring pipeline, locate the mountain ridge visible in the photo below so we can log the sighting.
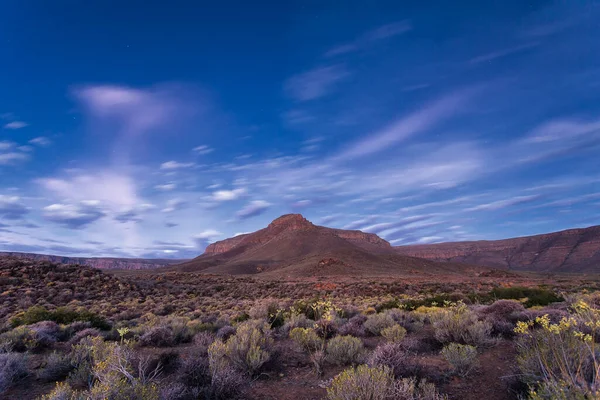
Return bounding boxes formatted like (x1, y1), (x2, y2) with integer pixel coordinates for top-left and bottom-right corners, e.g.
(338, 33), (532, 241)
(394, 225), (600, 273)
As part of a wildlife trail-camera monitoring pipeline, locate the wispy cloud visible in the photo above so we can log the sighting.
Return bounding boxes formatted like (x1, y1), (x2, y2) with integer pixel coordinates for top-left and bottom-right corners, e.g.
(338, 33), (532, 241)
(211, 188), (246, 202)
(284, 65), (350, 101)
(160, 161), (195, 170)
(3, 121), (28, 129)
(192, 145), (213, 155)
(334, 91), (473, 161)
(155, 183), (176, 191)
(29, 137), (52, 146)
(325, 21), (411, 57)
(236, 200), (271, 219)
(465, 195), (541, 211)
(469, 42), (539, 64)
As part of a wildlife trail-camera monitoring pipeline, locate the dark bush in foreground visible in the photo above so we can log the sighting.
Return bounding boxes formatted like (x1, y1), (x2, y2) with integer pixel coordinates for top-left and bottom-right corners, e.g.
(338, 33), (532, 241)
(0, 352), (28, 394)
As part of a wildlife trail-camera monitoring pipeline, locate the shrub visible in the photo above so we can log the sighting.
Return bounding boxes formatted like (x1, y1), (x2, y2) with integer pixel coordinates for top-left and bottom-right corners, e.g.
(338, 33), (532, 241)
(314, 317), (338, 339)
(63, 321), (93, 340)
(207, 365), (247, 399)
(194, 331), (216, 349)
(381, 324), (407, 343)
(178, 348), (211, 388)
(0, 325), (52, 352)
(289, 327), (322, 352)
(338, 314), (367, 337)
(326, 335), (364, 366)
(327, 365), (395, 400)
(209, 320), (272, 376)
(139, 326), (175, 347)
(216, 325), (236, 341)
(364, 313), (396, 336)
(515, 302), (600, 396)
(40, 381), (84, 400)
(432, 303), (493, 347)
(368, 342), (406, 378)
(489, 287), (563, 307)
(394, 377), (447, 400)
(441, 343), (478, 377)
(69, 328), (101, 344)
(11, 306), (109, 330)
(38, 351), (73, 382)
(0, 352), (28, 394)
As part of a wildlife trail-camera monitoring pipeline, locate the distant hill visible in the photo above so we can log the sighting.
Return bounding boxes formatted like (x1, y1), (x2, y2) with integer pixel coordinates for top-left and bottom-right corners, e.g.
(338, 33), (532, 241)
(395, 225), (600, 273)
(0, 252), (185, 270)
(174, 214), (494, 278)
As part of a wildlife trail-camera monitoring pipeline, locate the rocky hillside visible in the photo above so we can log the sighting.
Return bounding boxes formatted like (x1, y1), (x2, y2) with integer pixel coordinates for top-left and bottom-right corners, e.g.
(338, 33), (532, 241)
(395, 225), (600, 273)
(0, 252), (184, 270)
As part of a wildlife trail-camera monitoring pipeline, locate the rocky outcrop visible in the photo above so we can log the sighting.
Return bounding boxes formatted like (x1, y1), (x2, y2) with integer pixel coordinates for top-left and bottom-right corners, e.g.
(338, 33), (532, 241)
(395, 225), (600, 273)
(0, 252), (184, 270)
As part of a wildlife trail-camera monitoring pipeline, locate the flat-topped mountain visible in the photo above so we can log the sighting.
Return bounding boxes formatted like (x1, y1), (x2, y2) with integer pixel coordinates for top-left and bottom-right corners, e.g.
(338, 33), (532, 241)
(175, 214), (491, 278)
(395, 225), (600, 273)
(0, 252), (184, 270)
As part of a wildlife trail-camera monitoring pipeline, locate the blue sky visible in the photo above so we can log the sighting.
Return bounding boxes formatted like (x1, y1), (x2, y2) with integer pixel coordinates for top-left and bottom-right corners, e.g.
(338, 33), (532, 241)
(1, 1), (600, 258)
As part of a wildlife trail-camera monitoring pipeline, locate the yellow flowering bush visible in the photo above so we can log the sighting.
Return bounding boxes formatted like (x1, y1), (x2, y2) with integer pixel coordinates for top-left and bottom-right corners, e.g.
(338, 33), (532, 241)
(515, 300), (600, 398)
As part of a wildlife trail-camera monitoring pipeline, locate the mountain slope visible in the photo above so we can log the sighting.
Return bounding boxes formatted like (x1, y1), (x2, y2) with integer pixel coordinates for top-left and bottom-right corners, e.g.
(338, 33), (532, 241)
(0, 252), (185, 270)
(395, 225), (600, 273)
(175, 214), (492, 277)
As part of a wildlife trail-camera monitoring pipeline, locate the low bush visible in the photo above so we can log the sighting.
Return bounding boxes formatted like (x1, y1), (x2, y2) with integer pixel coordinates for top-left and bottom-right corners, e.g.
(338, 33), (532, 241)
(289, 327), (322, 352)
(11, 306), (109, 330)
(338, 314), (367, 337)
(326, 335), (364, 366)
(0, 325), (54, 352)
(216, 325), (236, 341)
(140, 326), (175, 347)
(327, 364), (395, 400)
(364, 313), (396, 336)
(515, 301), (600, 397)
(69, 328), (101, 344)
(381, 324), (407, 343)
(38, 351), (72, 382)
(368, 342), (406, 378)
(394, 377), (447, 400)
(441, 343), (478, 377)
(208, 320), (272, 376)
(0, 352), (28, 394)
(432, 303), (493, 347)
(490, 287), (563, 307)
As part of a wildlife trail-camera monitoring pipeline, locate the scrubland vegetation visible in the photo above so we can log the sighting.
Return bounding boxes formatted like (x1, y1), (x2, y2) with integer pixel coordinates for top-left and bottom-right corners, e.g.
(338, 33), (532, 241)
(1, 257), (600, 399)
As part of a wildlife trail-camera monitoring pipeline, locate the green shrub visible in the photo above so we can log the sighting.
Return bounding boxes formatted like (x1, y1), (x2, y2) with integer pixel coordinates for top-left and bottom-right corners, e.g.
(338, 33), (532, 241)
(381, 324), (407, 343)
(209, 320), (272, 376)
(289, 327), (322, 351)
(10, 306), (110, 330)
(441, 343), (478, 377)
(490, 287), (563, 307)
(327, 365), (395, 400)
(326, 335), (364, 366)
(432, 303), (493, 347)
(364, 313), (396, 336)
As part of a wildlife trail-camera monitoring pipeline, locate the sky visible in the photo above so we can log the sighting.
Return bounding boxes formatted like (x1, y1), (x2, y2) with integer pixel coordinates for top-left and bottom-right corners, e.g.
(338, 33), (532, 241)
(1, 1), (600, 259)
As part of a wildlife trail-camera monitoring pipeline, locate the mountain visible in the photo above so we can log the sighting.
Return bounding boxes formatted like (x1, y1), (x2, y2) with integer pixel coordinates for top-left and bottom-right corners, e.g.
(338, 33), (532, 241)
(175, 214), (493, 278)
(0, 252), (185, 270)
(394, 225), (600, 273)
